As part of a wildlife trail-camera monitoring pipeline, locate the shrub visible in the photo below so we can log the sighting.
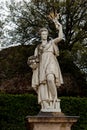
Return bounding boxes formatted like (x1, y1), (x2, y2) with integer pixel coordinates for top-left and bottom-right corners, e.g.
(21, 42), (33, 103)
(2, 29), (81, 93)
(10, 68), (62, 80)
(0, 94), (40, 130)
(0, 94), (87, 130)
(61, 97), (87, 130)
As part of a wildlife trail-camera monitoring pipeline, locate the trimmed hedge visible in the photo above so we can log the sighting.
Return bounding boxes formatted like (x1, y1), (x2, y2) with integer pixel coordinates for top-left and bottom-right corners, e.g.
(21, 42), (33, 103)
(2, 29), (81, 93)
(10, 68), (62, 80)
(0, 94), (87, 130)
(0, 94), (40, 130)
(61, 97), (87, 130)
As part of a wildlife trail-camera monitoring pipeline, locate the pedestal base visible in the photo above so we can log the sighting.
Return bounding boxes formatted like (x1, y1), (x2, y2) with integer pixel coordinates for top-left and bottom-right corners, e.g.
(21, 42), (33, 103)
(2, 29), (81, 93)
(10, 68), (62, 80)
(26, 112), (79, 130)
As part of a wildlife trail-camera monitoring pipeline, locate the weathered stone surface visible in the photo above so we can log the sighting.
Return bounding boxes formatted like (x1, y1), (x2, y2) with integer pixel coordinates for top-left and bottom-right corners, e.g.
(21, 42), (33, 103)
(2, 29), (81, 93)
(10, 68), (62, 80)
(26, 112), (79, 130)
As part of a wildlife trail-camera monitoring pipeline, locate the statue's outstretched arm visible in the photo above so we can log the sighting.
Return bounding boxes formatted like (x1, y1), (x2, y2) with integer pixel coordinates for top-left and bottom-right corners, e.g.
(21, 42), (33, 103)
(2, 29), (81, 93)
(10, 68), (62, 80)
(53, 19), (63, 44)
(48, 13), (63, 44)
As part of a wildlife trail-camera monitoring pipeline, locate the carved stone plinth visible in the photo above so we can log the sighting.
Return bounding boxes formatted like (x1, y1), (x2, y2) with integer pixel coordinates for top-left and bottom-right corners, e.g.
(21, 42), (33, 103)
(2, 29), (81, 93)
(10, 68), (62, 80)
(26, 112), (79, 130)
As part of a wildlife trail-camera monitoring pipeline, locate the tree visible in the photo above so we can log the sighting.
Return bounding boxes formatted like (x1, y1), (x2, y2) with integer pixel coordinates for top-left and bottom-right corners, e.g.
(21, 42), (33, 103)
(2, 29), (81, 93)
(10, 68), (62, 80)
(2, 0), (87, 80)
(0, 21), (4, 37)
(0, 1), (5, 47)
(4, 0), (87, 46)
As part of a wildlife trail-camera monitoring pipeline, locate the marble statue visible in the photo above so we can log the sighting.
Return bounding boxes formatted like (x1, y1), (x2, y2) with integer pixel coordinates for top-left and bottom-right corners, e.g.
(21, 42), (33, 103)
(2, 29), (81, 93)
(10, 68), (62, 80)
(27, 13), (63, 112)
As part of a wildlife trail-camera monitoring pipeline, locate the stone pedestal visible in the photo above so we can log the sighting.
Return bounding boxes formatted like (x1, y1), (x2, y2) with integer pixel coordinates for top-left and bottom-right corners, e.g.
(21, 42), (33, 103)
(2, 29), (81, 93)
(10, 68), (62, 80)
(26, 112), (79, 130)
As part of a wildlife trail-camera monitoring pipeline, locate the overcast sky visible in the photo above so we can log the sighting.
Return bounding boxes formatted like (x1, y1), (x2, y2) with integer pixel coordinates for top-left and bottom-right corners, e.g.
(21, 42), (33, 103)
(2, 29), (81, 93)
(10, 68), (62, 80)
(0, 0), (29, 3)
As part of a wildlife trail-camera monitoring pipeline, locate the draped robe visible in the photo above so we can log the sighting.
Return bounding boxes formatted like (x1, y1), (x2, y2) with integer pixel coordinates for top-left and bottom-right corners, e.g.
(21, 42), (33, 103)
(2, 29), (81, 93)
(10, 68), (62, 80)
(32, 40), (63, 103)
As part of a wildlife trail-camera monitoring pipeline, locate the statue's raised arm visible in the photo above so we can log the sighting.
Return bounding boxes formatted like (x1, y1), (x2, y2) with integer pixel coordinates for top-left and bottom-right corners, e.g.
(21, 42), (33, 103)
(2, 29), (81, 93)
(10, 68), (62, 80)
(49, 13), (63, 44)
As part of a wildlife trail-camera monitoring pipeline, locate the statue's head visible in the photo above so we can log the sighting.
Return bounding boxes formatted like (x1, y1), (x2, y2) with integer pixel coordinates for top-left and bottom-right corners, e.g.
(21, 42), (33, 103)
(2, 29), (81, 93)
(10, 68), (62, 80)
(39, 28), (48, 40)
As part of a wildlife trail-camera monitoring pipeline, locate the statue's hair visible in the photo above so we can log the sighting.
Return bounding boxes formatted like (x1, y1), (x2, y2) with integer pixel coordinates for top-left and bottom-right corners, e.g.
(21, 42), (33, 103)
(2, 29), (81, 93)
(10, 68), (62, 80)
(39, 28), (48, 35)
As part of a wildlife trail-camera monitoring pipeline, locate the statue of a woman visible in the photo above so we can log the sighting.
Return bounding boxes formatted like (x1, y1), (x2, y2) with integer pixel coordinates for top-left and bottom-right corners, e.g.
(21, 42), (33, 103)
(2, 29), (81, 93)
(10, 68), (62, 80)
(28, 14), (63, 112)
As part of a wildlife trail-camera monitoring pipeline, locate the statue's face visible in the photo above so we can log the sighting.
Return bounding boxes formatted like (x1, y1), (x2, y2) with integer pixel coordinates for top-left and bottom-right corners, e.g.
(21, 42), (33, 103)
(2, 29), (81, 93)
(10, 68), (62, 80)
(41, 31), (48, 40)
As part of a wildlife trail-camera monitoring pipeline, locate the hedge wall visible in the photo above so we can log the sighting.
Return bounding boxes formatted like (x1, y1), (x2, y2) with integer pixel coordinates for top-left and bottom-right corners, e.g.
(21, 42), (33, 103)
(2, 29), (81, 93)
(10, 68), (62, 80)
(0, 94), (87, 130)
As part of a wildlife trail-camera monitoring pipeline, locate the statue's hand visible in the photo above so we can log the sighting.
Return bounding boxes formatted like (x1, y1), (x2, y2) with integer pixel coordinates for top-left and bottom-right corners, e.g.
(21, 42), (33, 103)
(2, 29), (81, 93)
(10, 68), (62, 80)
(48, 12), (62, 30)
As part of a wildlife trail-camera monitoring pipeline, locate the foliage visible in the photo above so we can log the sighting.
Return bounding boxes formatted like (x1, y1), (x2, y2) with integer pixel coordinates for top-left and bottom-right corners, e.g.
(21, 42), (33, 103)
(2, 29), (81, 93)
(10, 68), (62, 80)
(0, 45), (37, 94)
(0, 94), (87, 130)
(3, 0), (87, 78)
(4, 0), (87, 47)
(0, 20), (4, 47)
(58, 50), (87, 97)
(0, 45), (87, 96)
(61, 97), (87, 130)
(0, 1), (5, 39)
(0, 20), (4, 38)
(0, 94), (40, 130)
(71, 42), (87, 73)
(0, 45), (35, 81)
